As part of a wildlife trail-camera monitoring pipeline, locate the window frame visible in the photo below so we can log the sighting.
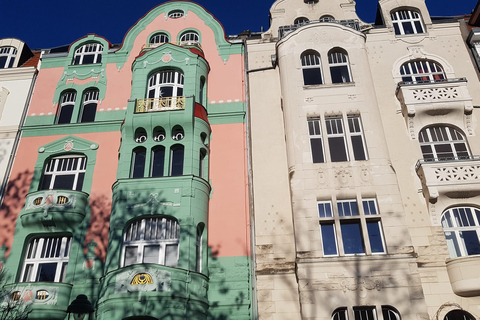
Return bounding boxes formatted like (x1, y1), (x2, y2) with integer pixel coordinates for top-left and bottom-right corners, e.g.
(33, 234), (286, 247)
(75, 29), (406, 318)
(56, 91), (76, 124)
(20, 236), (72, 283)
(150, 33), (170, 45)
(301, 50), (323, 85)
(0, 46), (17, 68)
(308, 117), (325, 163)
(73, 43), (104, 65)
(400, 60), (445, 83)
(347, 115), (368, 161)
(325, 116), (349, 162)
(418, 126), (470, 162)
(79, 89), (98, 123)
(328, 49), (353, 84)
(179, 31), (200, 45)
(40, 155), (87, 191)
(147, 70), (184, 99)
(391, 9), (425, 35)
(441, 206), (480, 258)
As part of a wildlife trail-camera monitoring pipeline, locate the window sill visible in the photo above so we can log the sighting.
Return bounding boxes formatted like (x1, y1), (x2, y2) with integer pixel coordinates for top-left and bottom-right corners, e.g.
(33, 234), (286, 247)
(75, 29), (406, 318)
(297, 252), (418, 264)
(303, 82), (355, 89)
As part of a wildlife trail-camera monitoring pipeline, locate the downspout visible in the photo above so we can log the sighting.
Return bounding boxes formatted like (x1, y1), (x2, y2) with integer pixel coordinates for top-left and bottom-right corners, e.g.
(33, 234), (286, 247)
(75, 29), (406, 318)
(0, 67), (38, 202)
(243, 37), (259, 320)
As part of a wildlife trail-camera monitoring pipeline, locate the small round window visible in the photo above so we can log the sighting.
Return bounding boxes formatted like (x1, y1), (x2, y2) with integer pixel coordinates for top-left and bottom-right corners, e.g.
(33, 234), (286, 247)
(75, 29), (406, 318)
(168, 10), (184, 19)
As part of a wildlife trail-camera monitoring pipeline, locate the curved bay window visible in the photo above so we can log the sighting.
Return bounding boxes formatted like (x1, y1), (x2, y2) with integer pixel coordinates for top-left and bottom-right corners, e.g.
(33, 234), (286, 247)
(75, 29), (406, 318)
(123, 217), (180, 267)
(57, 91), (76, 124)
(391, 9), (425, 35)
(301, 50), (323, 85)
(40, 155), (86, 191)
(400, 60), (445, 83)
(328, 49), (352, 84)
(418, 126), (470, 161)
(21, 236), (72, 283)
(79, 89), (98, 123)
(442, 207), (480, 258)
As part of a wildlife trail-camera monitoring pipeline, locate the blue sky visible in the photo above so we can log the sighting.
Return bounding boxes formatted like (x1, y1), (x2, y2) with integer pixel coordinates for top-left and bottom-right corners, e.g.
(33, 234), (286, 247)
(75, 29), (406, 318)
(0, 0), (477, 49)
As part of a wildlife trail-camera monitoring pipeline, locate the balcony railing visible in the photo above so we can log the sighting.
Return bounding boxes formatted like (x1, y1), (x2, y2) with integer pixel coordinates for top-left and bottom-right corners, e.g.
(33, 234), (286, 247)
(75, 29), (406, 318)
(278, 19), (360, 39)
(415, 155), (480, 171)
(142, 41), (202, 51)
(135, 96), (186, 113)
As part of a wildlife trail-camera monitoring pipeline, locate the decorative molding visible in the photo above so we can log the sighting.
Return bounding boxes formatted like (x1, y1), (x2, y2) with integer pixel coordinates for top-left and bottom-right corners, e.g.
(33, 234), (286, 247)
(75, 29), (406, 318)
(128, 193), (180, 214)
(115, 268), (172, 294)
(38, 139), (98, 153)
(434, 166), (480, 182)
(412, 87), (459, 101)
(340, 277), (383, 293)
(61, 69), (105, 81)
(143, 52), (190, 67)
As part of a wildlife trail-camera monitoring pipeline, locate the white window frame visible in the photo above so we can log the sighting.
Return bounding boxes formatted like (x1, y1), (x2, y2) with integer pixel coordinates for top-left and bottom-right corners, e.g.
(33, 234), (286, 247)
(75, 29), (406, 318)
(441, 207), (480, 258)
(79, 89), (98, 123)
(73, 43), (103, 65)
(418, 126), (470, 161)
(301, 51), (323, 85)
(20, 236), (72, 283)
(400, 60), (445, 83)
(122, 217), (180, 267)
(179, 32), (200, 45)
(347, 115), (368, 161)
(325, 116), (349, 162)
(150, 33), (170, 44)
(168, 10), (184, 19)
(328, 50), (352, 83)
(0, 46), (17, 68)
(354, 306), (377, 320)
(308, 117), (325, 163)
(41, 155), (87, 191)
(148, 70), (184, 99)
(56, 91), (76, 124)
(319, 199), (386, 257)
(391, 9), (425, 35)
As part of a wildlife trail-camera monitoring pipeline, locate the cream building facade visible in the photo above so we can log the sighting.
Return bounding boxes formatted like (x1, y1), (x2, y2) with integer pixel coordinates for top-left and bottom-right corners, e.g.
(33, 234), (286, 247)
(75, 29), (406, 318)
(246, 0), (480, 319)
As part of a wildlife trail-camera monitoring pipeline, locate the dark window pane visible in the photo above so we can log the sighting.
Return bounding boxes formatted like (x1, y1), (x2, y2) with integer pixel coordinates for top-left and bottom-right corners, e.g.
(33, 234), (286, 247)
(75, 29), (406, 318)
(36, 263), (57, 282)
(303, 68), (323, 85)
(82, 54), (95, 64)
(402, 22), (414, 34)
(74, 56), (81, 65)
(463, 231), (480, 255)
(96, 54), (102, 64)
(321, 224), (337, 255)
(53, 175), (75, 190)
(367, 221), (385, 253)
(152, 148), (165, 177)
(434, 144), (454, 160)
(80, 103), (97, 122)
(132, 149), (146, 178)
(0, 56), (7, 68)
(351, 135), (366, 160)
(40, 174), (52, 190)
(310, 138), (324, 163)
(393, 24), (401, 35)
(340, 221), (364, 254)
(331, 66), (351, 83)
(162, 86), (173, 98)
(421, 145), (434, 160)
(454, 143), (469, 159)
(57, 105), (73, 124)
(414, 21), (424, 33)
(328, 137), (348, 162)
(171, 147), (184, 176)
(76, 173), (85, 191)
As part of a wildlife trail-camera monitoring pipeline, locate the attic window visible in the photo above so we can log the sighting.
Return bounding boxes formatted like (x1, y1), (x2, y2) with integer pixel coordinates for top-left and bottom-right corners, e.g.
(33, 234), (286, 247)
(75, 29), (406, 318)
(304, 0), (318, 3)
(168, 10), (184, 19)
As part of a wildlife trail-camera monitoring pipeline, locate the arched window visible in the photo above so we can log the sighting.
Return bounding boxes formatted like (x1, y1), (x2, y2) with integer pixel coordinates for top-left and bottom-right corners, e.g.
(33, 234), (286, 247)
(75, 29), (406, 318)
(332, 308), (347, 320)
(172, 125), (184, 141)
(294, 17), (309, 25)
(148, 70), (184, 99)
(328, 49), (352, 83)
(123, 216), (180, 267)
(151, 146), (165, 177)
(134, 128), (147, 143)
(57, 91), (76, 124)
(196, 224), (204, 272)
(301, 50), (323, 85)
(391, 9), (425, 35)
(320, 15), (335, 22)
(170, 144), (184, 176)
(442, 207), (480, 258)
(199, 77), (206, 105)
(382, 306), (401, 320)
(153, 127), (166, 142)
(400, 60), (445, 83)
(418, 126), (470, 161)
(444, 310), (475, 320)
(179, 31), (200, 45)
(0, 46), (17, 68)
(20, 236), (72, 283)
(79, 89), (98, 123)
(40, 155), (87, 191)
(168, 10), (184, 19)
(150, 33), (169, 45)
(73, 43), (103, 65)
(131, 147), (146, 178)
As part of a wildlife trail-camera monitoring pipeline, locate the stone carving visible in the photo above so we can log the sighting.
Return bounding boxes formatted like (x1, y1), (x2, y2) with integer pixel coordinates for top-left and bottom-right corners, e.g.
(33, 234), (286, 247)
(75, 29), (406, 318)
(115, 268), (171, 294)
(25, 191), (77, 216)
(412, 87), (459, 101)
(340, 277), (383, 293)
(434, 166), (480, 182)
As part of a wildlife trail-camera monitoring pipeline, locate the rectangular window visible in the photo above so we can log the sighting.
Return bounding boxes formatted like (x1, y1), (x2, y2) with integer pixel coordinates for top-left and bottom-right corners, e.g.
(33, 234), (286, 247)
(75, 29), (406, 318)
(308, 118), (325, 163)
(348, 115), (367, 160)
(318, 198), (386, 256)
(325, 116), (348, 162)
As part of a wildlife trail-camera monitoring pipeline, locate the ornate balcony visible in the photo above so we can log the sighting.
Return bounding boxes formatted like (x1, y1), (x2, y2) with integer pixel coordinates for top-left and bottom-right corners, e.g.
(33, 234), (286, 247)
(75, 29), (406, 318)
(396, 78), (473, 117)
(279, 19), (361, 39)
(446, 255), (480, 297)
(416, 156), (480, 202)
(20, 189), (89, 226)
(135, 96), (186, 113)
(3, 282), (73, 320)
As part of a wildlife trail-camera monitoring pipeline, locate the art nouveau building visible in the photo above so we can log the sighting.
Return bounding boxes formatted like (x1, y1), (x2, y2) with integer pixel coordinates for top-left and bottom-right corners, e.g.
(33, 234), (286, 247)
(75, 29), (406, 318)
(0, 2), (252, 319)
(246, 0), (480, 320)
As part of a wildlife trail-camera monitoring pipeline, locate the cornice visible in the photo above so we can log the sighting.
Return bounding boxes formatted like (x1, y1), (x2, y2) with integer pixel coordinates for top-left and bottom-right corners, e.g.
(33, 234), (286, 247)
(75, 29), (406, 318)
(0, 66), (37, 81)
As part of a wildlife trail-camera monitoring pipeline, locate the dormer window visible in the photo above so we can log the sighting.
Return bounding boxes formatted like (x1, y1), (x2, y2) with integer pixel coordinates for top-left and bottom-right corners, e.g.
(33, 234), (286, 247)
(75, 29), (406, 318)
(150, 33), (169, 44)
(391, 9), (425, 35)
(168, 10), (184, 19)
(0, 46), (17, 69)
(179, 32), (200, 45)
(73, 43), (103, 65)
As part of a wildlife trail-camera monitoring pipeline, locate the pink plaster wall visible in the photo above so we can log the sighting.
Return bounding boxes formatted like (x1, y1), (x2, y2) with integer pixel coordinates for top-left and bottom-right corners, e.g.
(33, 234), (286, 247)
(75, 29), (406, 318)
(208, 123), (250, 258)
(28, 68), (64, 115)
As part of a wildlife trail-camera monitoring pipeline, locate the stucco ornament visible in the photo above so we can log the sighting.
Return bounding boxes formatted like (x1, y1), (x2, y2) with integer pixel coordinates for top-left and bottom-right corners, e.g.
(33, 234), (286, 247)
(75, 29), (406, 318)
(143, 52), (190, 68)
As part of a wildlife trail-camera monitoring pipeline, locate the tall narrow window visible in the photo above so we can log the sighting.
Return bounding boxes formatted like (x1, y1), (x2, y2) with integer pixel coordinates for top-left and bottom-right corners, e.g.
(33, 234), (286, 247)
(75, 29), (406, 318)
(348, 115), (367, 160)
(196, 224), (204, 273)
(73, 43), (103, 65)
(131, 147), (146, 178)
(0, 46), (17, 68)
(301, 51), (323, 85)
(123, 217), (180, 267)
(391, 9), (425, 35)
(170, 145), (184, 176)
(199, 149), (207, 178)
(325, 116), (348, 162)
(79, 89), (98, 123)
(328, 49), (352, 83)
(151, 146), (165, 177)
(179, 32), (200, 45)
(400, 60), (445, 83)
(308, 118), (325, 163)
(199, 77), (206, 105)
(21, 236), (72, 283)
(57, 91), (76, 124)
(40, 156), (86, 191)
(441, 207), (480, 258)
(418, 126), (470, 161)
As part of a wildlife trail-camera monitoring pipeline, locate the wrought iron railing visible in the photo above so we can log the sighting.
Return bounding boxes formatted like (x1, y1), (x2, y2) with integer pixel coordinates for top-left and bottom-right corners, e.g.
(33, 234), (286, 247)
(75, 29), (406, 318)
(278, 19), (360, 39)
(142, 41), (202, 50)
(398, 77), (467, 87)
(415, 155), (480, 171)
(135, 96), (186, 113)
